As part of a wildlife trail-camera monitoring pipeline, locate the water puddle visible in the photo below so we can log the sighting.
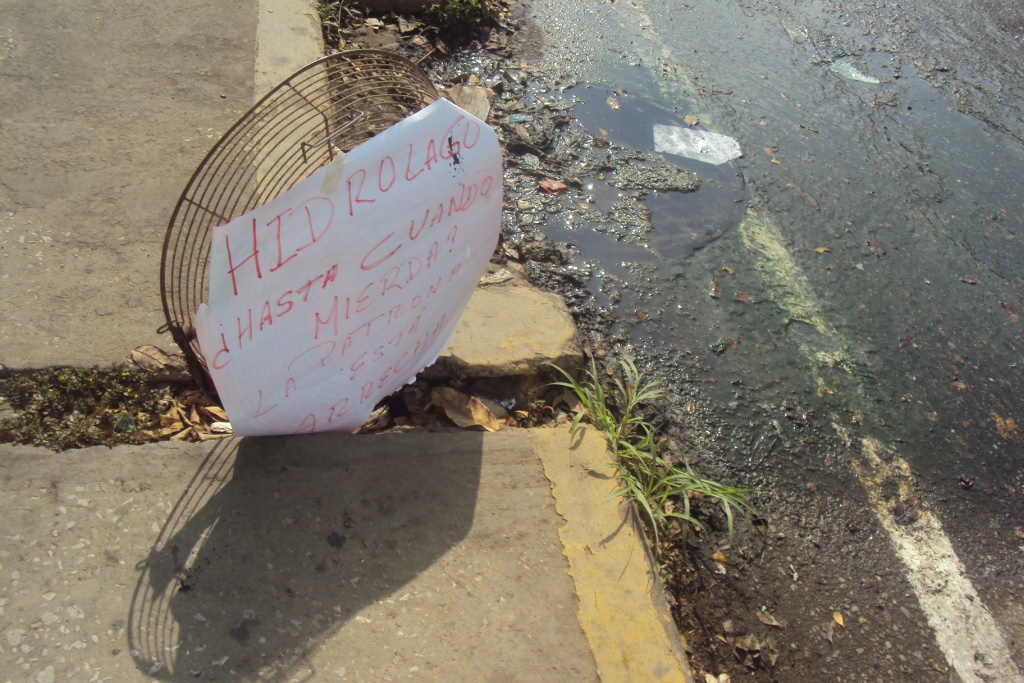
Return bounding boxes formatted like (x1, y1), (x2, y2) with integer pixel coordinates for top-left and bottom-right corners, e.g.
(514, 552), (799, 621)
(558, 84), (747, 261)
(517, 82), (749, 326)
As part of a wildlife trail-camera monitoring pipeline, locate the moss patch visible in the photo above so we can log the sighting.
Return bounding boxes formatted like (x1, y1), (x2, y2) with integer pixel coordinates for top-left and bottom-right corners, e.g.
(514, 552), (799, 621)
(0, 366), (170, 451)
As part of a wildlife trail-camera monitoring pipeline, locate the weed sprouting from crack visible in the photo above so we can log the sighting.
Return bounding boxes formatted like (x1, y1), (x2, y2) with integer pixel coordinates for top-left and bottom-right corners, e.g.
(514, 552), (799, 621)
(549, 357), (758, 558)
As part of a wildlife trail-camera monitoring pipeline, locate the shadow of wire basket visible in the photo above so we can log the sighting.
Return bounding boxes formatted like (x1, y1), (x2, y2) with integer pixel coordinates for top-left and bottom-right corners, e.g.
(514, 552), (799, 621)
(160, 50), (439, 390)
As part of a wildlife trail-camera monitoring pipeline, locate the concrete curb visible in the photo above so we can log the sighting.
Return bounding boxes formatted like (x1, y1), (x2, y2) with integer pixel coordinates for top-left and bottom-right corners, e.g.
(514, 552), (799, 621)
(533, 428), (694, 683)
(255, 0), (324, 98)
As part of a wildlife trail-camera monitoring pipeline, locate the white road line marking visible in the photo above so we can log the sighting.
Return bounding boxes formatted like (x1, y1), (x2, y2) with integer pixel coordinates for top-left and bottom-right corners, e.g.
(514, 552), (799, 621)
(852, 436), (1023, 682)
(738, 209), (1023, 681)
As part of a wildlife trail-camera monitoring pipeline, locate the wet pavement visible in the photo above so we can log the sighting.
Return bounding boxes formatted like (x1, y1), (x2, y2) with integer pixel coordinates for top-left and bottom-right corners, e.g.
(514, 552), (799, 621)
(498, 0), (1024, 680)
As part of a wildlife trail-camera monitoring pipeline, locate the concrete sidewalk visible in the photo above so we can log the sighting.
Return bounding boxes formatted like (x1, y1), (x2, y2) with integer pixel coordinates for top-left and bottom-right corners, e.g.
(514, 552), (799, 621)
(0, 428), (690, 682)
(0, 0), (320, 369)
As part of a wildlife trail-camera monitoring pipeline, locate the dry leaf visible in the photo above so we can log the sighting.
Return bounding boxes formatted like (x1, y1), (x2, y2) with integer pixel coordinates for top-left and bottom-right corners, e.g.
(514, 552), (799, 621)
(170, 427), (193, 442)
(131, 345), (172, 373)
(822, 620), (834, 644)
(756, 610), (783, 628)
(994, 412), (1019, 441)
(355, 404), (392, 433)
(196, 431), (232, 442)
(722, 266), (735, 275)
(444, 84), (493, 122)
(431, 387), (500, 432)
(538, 178), (568, 194)
(198, 405), (229, 421)
(684, 114), (699, 126)
(815, 247), (832, 254)
(1014, 528), (1024, 540)
(712, 549), (728, 565)
(159, 413), (183, 429)
(606, 96), (620, 110)
(950, 380), (971, 392)
(833, 611), (845, 628)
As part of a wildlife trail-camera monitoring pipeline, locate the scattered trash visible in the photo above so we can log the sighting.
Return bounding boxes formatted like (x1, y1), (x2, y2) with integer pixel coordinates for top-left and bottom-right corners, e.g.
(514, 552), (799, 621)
(478, 267), (515, 286)
(537, 178), (568, 194)
(653, 124), (743, 165)
(828, 57), (882, 84)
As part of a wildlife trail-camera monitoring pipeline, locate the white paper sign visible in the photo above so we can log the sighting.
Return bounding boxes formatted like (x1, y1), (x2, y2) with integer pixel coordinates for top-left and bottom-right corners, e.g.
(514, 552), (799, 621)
(194, 99), (502, 436)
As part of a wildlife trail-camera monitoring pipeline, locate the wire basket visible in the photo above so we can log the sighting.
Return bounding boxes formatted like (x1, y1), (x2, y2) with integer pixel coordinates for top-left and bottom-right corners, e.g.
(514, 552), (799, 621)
(160, 50), (440, 388)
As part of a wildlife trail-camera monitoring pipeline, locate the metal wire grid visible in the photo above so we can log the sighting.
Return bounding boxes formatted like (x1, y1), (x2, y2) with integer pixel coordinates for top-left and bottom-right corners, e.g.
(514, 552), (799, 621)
(160, 50), (439, 387)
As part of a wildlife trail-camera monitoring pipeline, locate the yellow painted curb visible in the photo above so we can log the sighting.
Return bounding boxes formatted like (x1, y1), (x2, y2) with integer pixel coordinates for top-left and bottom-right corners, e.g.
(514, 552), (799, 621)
(530, 427), (693, 683)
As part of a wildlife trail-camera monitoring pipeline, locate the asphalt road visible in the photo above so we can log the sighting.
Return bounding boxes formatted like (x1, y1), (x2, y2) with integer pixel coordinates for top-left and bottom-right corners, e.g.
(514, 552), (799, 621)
(518, 0), (1024, 680)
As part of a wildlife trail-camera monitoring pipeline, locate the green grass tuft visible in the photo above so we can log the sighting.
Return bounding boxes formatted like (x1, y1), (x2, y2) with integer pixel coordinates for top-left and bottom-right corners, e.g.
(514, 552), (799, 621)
(549, 357), (758, 556)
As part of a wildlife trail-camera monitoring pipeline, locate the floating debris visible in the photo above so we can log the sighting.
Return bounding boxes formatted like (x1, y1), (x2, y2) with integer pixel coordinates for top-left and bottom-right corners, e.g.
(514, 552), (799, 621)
(828, 58), (882, 84)
(653, 124), (743, 165)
